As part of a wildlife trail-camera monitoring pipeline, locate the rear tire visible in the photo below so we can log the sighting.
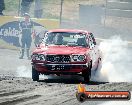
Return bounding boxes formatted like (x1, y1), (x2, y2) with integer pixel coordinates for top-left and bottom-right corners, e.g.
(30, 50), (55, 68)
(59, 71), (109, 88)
(83, 61), (92, 83)
(32, 66), (39, 81)
(83, 71), (91, 83)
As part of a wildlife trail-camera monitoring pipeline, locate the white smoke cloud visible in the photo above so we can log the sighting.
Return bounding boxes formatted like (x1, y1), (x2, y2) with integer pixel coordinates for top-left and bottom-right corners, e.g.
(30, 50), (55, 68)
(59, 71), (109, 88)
(16, 66), (31, 78)
(93, 36), (132, 82)
(16, 65), (48, 79)
(16, 36), (132, 82)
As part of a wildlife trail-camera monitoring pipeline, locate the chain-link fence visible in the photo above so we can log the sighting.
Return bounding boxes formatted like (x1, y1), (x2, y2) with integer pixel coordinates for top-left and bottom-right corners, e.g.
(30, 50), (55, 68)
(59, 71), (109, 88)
(3, 0), (61, 19)
(2, 0), (132, 40)
(3, 0), (104, 20)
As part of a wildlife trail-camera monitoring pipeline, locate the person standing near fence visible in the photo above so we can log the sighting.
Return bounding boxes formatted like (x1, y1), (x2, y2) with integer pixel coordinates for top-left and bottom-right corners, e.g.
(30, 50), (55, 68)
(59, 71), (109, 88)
(34, 0), (43, 18)
(21, 0), (34, 16)
(0, 0), (5, 15)
(19, 13), (34, 59)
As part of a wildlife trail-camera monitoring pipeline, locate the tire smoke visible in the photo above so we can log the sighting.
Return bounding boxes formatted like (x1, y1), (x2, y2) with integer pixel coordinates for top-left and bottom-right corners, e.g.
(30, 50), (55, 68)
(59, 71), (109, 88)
(16, 65), (48, 79)
(93, 36), (132, 82)
(16, 66), (31, 78)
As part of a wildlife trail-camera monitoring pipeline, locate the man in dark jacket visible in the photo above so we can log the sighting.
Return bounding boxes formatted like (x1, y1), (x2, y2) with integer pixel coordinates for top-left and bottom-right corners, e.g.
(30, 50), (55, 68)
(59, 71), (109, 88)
(0, 0), (5, 15)
(19, 13), (34, 59)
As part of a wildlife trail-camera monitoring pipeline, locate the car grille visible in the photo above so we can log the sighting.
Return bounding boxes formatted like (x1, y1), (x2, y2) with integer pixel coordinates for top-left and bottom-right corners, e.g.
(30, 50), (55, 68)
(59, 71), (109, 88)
(46, 55), (71, 63)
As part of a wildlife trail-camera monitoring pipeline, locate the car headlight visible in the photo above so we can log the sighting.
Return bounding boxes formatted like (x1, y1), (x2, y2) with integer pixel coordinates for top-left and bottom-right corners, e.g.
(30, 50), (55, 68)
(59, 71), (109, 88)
(72, 55), (86, 62)
(31, 54), (38, 60)
(78, 55), (85, 61)
(39, 54), (46, 61)
(72, 55), (78, 61)
(32, 54), (46, 61)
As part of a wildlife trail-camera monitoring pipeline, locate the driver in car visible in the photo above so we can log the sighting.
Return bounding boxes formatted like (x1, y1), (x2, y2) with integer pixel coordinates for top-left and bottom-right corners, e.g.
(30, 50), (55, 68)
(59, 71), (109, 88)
(53, 33), (63, 45)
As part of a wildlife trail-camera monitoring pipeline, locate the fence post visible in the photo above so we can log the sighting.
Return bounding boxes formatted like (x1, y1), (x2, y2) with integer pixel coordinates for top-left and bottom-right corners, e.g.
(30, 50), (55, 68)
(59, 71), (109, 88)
(60, 0), (63, 27)
(18, 0), (21, 16)
(104, 0), (107, 28)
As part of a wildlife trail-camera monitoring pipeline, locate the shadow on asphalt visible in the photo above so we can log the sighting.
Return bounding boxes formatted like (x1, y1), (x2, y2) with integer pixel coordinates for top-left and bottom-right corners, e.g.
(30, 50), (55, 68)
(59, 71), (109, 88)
(38, 75), (108, 85)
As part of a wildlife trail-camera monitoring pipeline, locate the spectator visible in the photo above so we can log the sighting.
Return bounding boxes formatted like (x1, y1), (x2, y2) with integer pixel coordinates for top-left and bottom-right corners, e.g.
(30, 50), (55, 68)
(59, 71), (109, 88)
(0, 0), (5, 15)
(34, 0), (43, 18)
(21, 0), (34, 16)
(19, 13), (34, 59)
(54, 33), (63, 45)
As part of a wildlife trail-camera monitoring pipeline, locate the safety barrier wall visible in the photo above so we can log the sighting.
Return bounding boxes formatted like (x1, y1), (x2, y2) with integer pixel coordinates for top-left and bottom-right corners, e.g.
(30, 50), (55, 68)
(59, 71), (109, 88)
(0, 16), (59, 47)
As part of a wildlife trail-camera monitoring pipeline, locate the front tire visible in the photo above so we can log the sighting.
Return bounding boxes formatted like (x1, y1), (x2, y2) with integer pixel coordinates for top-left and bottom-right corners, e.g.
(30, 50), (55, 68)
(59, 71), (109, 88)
(32, 66), (39, 81)
(83, 61), (92, 83)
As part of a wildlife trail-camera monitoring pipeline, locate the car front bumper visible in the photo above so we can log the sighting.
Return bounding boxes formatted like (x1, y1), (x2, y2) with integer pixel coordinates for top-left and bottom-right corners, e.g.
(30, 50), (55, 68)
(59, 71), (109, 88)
(31, 62), (88, 75)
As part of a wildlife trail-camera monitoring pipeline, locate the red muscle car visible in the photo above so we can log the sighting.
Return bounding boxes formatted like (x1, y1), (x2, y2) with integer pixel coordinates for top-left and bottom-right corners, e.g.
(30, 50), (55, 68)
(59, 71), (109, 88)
(31, 29), (101, 82)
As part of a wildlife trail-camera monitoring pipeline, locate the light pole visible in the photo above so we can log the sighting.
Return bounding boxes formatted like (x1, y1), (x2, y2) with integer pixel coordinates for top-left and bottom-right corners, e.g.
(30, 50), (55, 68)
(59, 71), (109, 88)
(104, 0), (107, 28)
(18, 0), (21, 16)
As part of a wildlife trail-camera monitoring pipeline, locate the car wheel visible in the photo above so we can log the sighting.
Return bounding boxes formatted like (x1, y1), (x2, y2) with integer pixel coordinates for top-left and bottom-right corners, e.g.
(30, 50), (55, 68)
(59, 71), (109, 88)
(32, 66), (39, 81)
(83, 61), (92, 83)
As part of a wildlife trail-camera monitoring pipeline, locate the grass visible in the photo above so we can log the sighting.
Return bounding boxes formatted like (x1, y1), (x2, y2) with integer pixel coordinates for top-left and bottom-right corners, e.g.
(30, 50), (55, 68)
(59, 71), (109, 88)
(4, 0), (19, 16)
(3, 0), (104, 18)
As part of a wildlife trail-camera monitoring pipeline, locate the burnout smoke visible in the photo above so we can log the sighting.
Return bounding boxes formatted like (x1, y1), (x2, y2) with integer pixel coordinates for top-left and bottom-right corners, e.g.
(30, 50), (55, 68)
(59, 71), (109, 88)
(16, 65), (48, 79)
(16, 66), (31, 78)
(93, 36), (132, 82)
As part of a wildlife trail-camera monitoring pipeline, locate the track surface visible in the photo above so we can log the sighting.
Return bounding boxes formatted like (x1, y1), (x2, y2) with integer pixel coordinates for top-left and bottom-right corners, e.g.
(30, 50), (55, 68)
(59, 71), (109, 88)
(0, 49), (132, 105)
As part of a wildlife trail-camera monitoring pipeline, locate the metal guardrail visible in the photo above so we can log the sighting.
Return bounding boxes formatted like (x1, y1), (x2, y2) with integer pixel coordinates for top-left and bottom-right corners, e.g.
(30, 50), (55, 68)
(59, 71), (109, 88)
(106, 9), (132, 18)
(106, 0), (132, 18)
(107, 1), (132, 10)
(108, 0), (132, 2)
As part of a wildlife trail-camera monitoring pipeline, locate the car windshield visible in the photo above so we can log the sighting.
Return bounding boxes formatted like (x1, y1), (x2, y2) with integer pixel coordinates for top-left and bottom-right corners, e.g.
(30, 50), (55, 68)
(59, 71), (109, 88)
(44, 32), (88, 47)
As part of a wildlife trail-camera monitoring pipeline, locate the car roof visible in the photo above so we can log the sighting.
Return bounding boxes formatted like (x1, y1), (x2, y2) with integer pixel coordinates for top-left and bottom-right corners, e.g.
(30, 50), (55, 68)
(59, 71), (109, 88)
(48, 29), (91, 34)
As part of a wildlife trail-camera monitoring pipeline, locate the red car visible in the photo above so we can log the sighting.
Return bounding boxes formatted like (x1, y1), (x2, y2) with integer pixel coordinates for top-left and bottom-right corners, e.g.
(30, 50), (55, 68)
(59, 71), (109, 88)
(31, 29), (101, 82)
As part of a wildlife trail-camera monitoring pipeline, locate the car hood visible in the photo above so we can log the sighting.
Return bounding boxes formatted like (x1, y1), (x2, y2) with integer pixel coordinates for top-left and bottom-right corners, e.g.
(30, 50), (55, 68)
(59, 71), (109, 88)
(33, 45), (89, 55)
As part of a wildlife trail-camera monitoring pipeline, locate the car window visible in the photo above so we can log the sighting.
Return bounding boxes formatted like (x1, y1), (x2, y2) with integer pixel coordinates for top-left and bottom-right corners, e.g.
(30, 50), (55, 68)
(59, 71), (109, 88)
(44, 32), (89, 47)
